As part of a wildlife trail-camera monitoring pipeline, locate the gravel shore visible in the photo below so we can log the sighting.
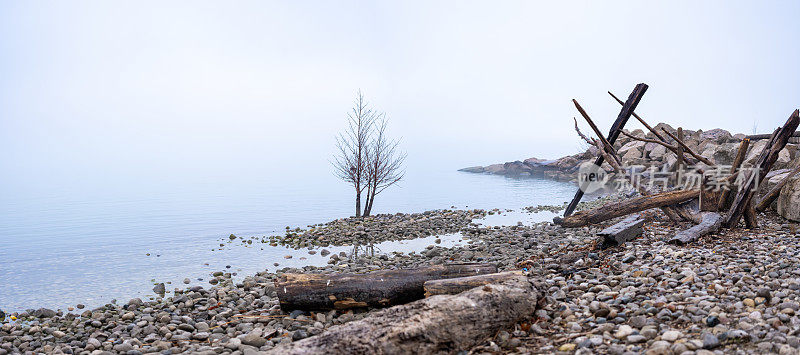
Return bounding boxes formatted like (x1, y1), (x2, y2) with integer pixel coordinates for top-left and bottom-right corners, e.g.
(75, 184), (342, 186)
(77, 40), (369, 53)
(2, 205), (799, 354)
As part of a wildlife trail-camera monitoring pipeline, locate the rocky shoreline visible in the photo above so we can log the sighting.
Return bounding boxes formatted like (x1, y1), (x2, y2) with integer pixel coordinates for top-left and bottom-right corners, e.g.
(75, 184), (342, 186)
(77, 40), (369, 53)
(1, 200), (800, 354)
(459, 125), (800, 222)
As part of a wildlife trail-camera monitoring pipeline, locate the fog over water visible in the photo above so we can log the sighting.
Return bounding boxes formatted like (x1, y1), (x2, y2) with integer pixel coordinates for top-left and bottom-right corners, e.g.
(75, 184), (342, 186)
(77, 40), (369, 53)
(1, 1), (799, 310)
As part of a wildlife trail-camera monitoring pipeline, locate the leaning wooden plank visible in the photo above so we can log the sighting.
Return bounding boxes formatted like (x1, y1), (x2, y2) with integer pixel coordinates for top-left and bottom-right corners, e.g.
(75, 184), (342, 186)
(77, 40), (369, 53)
(423, 271), (524, 297)
(755, 163), (800, 211)
(726, 109), (800, 227)
(274, 263), (497, 311)
(554, 189), (699, 228)
(718, 138), (750, 211)
(268, 275), (538, 355)
(700, 175), (720, 212)
(596, 214), (646, 249)
(744, 202), (758, 229)
(564, 83), (648, 217)
(668, 212), (723, 245)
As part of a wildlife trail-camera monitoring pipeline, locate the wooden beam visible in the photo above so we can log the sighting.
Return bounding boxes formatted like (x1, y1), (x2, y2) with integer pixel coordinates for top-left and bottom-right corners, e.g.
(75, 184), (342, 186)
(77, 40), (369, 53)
(746, 132), (800, 140)
(554, 189), (699, 228)
(564, 83), (648, 217)
(596, 214), (646, 249)
(744, 202), (758, 229)
(718, 138), (750, 211)
(668, 212), (723, 245)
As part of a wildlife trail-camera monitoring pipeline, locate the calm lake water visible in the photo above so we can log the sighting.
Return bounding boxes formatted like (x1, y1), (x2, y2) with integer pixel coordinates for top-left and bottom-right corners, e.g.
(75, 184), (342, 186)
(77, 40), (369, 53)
(0, 168), (577, 312)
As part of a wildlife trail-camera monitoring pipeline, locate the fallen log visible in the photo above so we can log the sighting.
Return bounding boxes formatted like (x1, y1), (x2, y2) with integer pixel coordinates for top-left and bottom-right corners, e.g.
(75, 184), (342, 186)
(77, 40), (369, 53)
(268, 275), (539, 355)
(668, 212), (723, 245)
(596, 214), (646, 249)
(564, 83), (648, 217)
(554, 189), (699, 228)
(755, 163), (800, 211)
(274, 263), (497, 311)
(423, 271), (523, 297)
(725, 109), (800, 227)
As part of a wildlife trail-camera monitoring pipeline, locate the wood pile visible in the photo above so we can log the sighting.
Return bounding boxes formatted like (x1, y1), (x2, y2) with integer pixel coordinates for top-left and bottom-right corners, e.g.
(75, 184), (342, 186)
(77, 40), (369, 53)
(556, 83), (800, 246)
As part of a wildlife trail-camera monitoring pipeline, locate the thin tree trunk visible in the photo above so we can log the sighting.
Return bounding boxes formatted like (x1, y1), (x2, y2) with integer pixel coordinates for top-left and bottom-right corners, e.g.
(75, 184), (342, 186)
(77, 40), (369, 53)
(365, 182), (377, 216)
(362, 184), (372, 217)
(355, 187), (361, 218)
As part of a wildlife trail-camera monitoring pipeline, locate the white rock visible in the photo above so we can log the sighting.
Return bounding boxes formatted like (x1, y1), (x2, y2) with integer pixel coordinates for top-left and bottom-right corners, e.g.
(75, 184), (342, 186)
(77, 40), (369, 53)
(661, 330), (682, 342)
(614, 324), (634, 339)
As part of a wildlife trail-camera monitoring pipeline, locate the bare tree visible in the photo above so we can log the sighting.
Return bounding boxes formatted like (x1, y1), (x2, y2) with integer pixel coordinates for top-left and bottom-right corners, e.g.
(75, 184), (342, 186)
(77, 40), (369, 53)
(362, 116), (406, 216)
(333, 91), (405, 218)
(333, 91), (378, 217)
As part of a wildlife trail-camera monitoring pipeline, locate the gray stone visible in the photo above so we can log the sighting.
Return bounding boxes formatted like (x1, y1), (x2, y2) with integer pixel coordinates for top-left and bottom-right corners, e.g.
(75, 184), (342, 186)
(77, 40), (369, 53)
(702, 332), (720, 349)
(241, 331), (267, 347)
(32, 308), (56, 318)
(777, 178), (800, 221)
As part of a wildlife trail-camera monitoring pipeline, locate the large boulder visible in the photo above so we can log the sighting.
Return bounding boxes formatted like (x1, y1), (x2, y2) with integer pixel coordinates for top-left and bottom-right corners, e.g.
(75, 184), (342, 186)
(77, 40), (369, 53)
(773, 144), (798, 170)
(701, 129), (735, 144)
(618, 141), (645, 157)
(744, 140), (796, 170)
(758, 169), (793, 200)
(648, 144), (668, 160)
(743, 139), (769, 167)
(652, 123), (676, 138)
(712, 143), (740, 166)
(777, 177), (800, 221)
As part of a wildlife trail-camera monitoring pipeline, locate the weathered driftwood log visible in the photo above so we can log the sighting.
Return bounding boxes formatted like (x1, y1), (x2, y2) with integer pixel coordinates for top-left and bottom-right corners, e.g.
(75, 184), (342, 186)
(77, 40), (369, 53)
(725, 109), (800, 227)
(268, 275), (538, 355)
(668, 212), (723, 245)
(718, 138), (750, 211)
(596, 214), (646, 249)
(564, 83), (648, 217)
(423, 271), (524, 297)
(275, 263), (497, 310)
(756, 163), (800, 211)
(554, 189), (699, 228)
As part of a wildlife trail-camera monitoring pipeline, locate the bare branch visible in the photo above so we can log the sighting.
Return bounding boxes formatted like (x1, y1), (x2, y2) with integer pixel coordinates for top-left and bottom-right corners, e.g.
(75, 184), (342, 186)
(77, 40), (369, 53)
(660, 128), (715, 167)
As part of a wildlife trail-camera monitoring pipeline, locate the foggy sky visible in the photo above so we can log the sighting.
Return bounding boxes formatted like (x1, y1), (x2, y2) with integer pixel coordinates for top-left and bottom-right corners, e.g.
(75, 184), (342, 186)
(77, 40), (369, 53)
(2, 1), (799, 194)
